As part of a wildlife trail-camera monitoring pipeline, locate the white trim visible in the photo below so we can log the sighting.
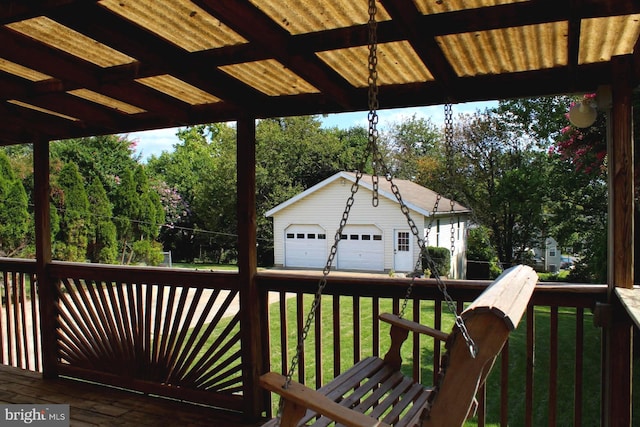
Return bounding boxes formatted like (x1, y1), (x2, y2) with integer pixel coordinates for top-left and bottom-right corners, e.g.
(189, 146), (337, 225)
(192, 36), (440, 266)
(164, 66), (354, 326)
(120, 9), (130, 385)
(265, 171), (435, 218)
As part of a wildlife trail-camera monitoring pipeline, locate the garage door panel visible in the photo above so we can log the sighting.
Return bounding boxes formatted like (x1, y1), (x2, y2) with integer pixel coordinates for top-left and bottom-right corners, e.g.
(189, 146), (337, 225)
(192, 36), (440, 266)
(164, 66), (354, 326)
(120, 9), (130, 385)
(285, 225), (327, 268)
(337, 226), (383, 271)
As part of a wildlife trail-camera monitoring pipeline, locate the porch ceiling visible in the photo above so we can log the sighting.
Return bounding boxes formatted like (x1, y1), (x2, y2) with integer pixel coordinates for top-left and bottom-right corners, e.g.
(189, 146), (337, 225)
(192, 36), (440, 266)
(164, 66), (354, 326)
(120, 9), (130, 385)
(0, 0), (639, 144)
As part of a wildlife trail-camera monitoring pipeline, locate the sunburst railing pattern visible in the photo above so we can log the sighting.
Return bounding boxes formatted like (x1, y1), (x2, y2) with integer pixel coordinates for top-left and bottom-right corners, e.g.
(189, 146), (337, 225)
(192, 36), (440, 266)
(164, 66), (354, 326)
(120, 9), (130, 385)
(51, 264), (244, 410)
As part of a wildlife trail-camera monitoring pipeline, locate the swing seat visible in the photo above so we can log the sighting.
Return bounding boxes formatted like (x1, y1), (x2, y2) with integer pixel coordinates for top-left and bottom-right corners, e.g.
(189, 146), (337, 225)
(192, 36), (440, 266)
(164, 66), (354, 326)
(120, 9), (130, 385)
(260, 265), (537, 427)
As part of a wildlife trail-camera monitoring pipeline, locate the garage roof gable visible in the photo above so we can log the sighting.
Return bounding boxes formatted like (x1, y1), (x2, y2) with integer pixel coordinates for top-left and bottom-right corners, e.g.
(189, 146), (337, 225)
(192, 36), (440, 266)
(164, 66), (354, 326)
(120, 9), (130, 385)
(265, 171), (470, 218)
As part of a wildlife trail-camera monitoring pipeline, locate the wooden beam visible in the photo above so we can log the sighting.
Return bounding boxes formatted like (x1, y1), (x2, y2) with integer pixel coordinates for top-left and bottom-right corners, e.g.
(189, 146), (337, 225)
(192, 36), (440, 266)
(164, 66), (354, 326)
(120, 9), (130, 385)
(236, 116), (265, 420)
(608, 56), (634, 289)
(380, 0), (460, 100)
(33, 140), (58, 379)
(602, 54), (634, 427)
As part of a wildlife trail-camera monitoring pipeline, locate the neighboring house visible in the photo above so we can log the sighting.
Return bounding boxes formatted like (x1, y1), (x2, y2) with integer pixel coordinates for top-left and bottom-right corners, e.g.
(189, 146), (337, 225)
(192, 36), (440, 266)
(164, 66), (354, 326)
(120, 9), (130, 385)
(532, 237), (563, 273)
(265, 171), (471, 278)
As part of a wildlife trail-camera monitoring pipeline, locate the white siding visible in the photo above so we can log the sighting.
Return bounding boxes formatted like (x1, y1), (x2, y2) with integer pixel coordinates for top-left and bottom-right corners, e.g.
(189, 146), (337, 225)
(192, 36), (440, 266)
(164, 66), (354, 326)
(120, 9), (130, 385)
(271, 178), (424, 271)
(423, 214), (468, 279)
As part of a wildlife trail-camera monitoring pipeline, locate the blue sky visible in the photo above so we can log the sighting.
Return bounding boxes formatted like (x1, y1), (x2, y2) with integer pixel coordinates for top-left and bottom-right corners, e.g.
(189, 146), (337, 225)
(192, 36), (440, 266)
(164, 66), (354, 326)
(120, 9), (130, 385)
(127, 101), (496, 161)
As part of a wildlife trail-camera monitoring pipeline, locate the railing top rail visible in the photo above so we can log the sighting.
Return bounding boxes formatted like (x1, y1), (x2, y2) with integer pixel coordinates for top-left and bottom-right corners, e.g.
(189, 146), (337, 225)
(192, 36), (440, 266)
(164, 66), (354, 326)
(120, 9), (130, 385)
(256, 270), (607, 308)
(0, 257), (37, 273)
(48, 261), (240, 290)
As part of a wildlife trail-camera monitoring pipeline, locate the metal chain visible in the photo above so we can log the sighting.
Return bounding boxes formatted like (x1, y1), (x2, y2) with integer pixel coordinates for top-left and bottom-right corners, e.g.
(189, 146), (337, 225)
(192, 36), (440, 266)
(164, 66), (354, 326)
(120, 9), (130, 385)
(278, 1), (380, 414)
(280, 173), (364, 392)
(278, 4), (475, 419)
(445, 103), (457, 257)
(368, 0), (380, 208)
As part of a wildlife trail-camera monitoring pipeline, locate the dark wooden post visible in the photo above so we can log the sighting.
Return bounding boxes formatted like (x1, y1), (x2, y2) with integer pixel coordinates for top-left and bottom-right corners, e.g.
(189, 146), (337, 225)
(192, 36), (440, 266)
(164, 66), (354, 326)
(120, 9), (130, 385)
(602, 55), (634, 427)
(237, 116), (267, 420)
(33, 140), (58, 378)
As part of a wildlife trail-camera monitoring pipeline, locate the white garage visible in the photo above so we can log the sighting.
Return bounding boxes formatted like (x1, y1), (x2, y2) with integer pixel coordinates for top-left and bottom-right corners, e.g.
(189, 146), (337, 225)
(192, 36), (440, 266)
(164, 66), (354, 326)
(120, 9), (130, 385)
(284, 225), (327, 268)
(336, 225), (384, 271)
(266, 171), (470, 278)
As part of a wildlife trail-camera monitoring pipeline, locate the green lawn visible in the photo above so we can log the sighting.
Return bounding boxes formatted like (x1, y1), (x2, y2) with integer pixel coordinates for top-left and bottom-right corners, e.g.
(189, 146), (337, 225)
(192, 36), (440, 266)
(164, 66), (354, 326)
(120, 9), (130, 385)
(267, 294), (613, 426)
(171, 262), (238, 271)
(186, 288), (638, 425)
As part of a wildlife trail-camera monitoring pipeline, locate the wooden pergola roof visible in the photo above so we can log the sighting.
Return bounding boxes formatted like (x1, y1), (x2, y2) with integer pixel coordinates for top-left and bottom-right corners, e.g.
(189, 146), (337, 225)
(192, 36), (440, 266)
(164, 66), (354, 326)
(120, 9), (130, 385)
(1, 0), (639, 145)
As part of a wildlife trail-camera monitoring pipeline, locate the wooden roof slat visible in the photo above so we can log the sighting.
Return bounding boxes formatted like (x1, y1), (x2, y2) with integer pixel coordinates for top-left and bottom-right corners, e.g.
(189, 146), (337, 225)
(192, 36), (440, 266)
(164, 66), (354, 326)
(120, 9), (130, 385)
(196, 0), (359, 108)
(0, 0), (637, 144)
(50, 2), (272, 111)
(380, 0), (459, 100)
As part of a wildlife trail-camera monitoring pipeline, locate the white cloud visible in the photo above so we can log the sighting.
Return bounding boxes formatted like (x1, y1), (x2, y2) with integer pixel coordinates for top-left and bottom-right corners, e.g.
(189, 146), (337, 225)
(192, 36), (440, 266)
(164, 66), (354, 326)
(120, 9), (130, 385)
(124, 127), (182, 162)
(321, 101), (497, 132)
(126, 101), (498, 161)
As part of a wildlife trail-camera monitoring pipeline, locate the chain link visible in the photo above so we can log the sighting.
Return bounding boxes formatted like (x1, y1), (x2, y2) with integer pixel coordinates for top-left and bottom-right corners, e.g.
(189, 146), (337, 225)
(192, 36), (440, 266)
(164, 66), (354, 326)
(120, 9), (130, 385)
(278, 1), (381, 412)
(278, 3), (476, 419)
(280, 173), (364, 394)
(368, 0), (380, 208)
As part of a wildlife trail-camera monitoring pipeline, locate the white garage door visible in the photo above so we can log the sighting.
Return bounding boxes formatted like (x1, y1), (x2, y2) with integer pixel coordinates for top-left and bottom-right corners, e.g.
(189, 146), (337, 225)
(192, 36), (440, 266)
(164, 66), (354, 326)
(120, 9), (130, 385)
(337, 225), (384, 271)
(284, 225), (327, 268)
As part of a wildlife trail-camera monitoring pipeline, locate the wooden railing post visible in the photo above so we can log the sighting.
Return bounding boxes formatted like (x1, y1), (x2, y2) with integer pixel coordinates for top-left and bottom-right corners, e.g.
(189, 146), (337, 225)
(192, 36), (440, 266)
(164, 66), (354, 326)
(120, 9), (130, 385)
(33, 140), (57, 378)
(237, 115), (267, 421)
(602, 55), (634, 427)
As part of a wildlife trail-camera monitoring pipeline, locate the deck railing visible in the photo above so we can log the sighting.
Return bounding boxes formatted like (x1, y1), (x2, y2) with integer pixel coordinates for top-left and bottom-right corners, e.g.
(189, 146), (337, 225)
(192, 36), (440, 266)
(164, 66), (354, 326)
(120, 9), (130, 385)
(257, 270), (608, 426)
(0, 259), (617, 425)
(0, 258), (40, 372)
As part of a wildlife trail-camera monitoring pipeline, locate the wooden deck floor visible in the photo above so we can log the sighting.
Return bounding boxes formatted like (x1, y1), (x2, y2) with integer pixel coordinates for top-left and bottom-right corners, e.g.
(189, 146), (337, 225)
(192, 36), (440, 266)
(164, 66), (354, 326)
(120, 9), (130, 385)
(0, 365), (264, 426)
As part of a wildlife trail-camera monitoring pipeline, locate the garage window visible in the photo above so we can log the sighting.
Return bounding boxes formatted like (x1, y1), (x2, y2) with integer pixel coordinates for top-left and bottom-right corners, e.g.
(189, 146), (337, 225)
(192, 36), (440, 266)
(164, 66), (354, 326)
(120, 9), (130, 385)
(362, 235), (371, 240)
(373, 235), (382, 241)
(340, 234), (347, 240)
(287, 233), (294, 239)
(350, 234), (359, 240)
(318, 234), (326, 239)
(307, 233), (316, 239)
(297, 233), (304, 238)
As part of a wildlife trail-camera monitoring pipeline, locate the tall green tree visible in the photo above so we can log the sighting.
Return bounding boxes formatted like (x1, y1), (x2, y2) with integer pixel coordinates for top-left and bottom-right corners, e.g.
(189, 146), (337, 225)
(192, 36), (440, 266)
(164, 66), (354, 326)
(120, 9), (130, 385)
(192, 124), (238, 263)
(0, 151), (30, 256)
(86, 178), (118, 264)
(112, 168), (138, 262)
(53, 162), (90, 261)
(133, 166), (164, 241)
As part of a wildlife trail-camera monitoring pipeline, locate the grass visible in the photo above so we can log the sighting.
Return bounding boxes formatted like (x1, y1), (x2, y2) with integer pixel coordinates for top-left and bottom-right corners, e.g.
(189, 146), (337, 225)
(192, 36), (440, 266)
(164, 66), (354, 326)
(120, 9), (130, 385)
(171, 262), (238, 271)
(151, 265), (638, 424)
(537, 269), (571, 282)
(266, 294), (623, 426)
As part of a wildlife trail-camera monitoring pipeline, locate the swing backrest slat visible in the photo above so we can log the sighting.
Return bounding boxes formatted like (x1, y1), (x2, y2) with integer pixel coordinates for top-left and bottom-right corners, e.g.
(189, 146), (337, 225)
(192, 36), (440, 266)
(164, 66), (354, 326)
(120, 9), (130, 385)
(422, 265), (537, 427)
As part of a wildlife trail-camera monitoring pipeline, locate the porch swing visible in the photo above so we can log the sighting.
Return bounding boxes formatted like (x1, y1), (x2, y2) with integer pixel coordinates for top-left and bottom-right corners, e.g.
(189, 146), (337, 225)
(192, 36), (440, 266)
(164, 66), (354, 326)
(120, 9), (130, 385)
(259, 2), (537, 426)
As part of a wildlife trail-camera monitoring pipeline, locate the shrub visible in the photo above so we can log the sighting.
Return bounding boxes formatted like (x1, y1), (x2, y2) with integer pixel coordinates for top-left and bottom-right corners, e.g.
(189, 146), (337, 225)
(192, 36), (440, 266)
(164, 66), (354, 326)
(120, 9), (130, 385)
(422, 246), (450, 277)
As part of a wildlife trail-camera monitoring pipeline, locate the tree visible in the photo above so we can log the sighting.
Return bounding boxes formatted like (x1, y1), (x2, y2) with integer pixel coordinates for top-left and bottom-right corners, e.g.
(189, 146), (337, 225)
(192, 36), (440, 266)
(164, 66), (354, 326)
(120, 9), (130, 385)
(547, 94), (608, 282)
(449, 109), (551, 265)
(52, 162), (90, 261)
(495, 96), (571, 148)
(147, 124), (230, 261)
(379, 114), (441, 180)
(112, 168), (138, 262)
(51, 135), (139, 199)
(191, 124), (238, 263)
(86, 178), (118, 264)
(0, 151), (30, 256)
(490, 95), (608, 281)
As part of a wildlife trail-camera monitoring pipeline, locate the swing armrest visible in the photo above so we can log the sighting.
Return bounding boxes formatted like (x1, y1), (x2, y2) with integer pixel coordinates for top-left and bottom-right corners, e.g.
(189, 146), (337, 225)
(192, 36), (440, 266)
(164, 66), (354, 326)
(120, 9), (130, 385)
(379, 313), (449, 342)
(260, 372), (390, 427)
